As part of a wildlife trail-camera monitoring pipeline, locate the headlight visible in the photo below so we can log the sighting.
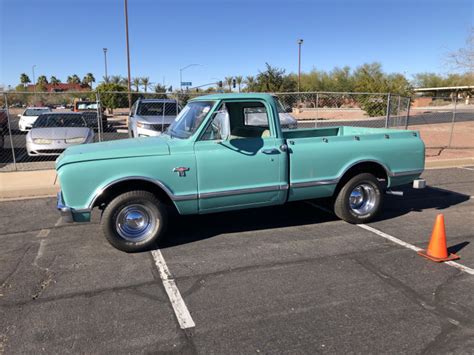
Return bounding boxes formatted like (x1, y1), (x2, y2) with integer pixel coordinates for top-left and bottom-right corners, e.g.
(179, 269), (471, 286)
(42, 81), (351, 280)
(65, 137), (86, 144)
(136, 122), (152, 129)
(33, 138), (53, 144)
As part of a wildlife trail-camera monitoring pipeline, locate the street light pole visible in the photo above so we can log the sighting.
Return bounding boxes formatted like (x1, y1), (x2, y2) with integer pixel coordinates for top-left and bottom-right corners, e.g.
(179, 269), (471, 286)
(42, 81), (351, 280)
(32, 65), (36, 93)
(124, 0), (132, 114)
(179, 64), (200, 92)
(297, 39), (303, 92)
(103, 48), (108, 82)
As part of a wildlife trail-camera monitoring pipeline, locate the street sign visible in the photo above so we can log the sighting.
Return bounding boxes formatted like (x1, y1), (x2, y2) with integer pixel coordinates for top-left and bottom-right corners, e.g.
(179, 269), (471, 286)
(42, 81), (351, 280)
(181, 82), (192, 86)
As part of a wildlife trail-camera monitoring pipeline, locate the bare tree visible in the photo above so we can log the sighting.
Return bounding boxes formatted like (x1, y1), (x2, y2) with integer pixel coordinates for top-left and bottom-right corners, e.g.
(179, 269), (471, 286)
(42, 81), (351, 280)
(446, 28), (474, 74)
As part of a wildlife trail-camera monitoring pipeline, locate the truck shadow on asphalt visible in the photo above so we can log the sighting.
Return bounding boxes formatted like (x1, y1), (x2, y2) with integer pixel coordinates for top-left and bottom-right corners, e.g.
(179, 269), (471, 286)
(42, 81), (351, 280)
(158, 185), (470, 250)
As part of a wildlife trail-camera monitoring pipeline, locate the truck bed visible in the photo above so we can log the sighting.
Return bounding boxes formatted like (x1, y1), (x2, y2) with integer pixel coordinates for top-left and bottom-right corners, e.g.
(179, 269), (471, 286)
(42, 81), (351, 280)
(282, 126), (406, 139)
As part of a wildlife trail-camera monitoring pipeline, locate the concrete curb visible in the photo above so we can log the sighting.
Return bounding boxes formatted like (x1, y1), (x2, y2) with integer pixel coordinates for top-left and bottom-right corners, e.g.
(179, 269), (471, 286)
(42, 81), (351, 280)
(425, 157), (474, 169)
(0, 169), (60, 200)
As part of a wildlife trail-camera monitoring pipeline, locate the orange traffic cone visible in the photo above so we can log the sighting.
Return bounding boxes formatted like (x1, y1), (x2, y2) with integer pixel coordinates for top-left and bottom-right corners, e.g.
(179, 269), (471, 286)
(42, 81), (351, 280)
(418, 214), (460, 262)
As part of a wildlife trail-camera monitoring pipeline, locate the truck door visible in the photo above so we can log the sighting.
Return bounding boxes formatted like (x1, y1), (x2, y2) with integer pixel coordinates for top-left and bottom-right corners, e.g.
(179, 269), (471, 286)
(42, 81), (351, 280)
(194, 100), (288, 213)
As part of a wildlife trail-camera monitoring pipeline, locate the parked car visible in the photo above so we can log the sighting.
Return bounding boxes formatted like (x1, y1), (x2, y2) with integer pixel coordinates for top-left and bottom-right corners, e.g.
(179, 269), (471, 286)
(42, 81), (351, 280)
(56, 93), (425, 252)
(0, 109), (8, 154)
(26, 112), (94, 156)
(18, 107), (52, 132)
(128, 99), (179, 137)
(72, 100), (107, 130)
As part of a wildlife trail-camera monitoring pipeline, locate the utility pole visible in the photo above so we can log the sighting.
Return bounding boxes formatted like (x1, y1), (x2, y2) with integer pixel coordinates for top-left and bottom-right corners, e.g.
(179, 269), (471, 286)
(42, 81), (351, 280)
(32, 65), (36, 93)
(297, 39), (303, 92)
(124, 0), (132, 115)
(103, 48), (108, 82)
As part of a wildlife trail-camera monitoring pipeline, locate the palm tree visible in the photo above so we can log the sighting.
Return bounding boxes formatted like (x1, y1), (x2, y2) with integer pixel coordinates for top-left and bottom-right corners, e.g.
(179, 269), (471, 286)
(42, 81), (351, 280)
(20, 73), (31, 86)
(82, 73), (96, 89)
(235, 75), (243, 93)
(132, 77), (141, 92)
(37, 75), (48, 85)
(244, 76), (256, 92)
(224, 76), (233, 92)
(67, 74), (81, 84)
(50, 76), (60, 86)
(110, 75), (123, 85)
(141, 77), (152, 92)
(102, 75), (110, 84)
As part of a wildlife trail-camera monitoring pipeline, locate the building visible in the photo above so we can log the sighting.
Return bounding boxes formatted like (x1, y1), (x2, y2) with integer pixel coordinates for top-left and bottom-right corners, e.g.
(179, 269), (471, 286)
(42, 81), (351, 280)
(26, 83), (90, 92)
(413, 85), (473, 106)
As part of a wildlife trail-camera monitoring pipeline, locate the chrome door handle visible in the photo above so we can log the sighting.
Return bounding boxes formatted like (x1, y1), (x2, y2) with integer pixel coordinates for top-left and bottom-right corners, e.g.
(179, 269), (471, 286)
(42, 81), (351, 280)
(261, 148), (279, 154)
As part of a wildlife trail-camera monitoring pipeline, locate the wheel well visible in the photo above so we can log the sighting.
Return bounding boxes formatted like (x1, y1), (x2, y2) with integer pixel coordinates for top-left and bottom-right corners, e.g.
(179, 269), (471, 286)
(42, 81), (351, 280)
(334, 162), (388, 196)
(93, 179), (175, 210)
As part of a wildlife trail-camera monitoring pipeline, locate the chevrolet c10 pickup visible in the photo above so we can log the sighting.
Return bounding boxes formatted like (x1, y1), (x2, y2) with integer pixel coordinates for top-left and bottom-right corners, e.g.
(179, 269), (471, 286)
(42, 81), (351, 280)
(56, 93), (425, 252)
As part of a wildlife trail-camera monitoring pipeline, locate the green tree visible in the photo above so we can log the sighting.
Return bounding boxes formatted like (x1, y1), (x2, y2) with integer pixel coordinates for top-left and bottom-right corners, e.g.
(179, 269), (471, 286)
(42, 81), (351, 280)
(224, 76), (233, 92)
(20, 73), (31, 86)
(67, 74), (81, 84)
(82, 73), (96, 89)
(256, 63), (296, 92)
(131, 77), (141, 92)
(235, 75), (243, 92)
(37, 75), (48, 85)
(50, 76), (60, 86)
(141, 77), (152, 92)
(244, 76), (256, 92)
(154, 83), (167, 93)
(95, 82), (127, 114)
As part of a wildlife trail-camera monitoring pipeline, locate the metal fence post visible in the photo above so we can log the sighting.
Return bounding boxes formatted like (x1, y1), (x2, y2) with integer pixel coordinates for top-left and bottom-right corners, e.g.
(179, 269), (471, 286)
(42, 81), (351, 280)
(448, 96), (458, 148)
(96, 92), (102, 142)
(404, 97), (411, 130)
(396, 95), (401, 127)
(315, 92), (319, 128)
(385, 93), (391, 128)
(3, 93), (17, 171)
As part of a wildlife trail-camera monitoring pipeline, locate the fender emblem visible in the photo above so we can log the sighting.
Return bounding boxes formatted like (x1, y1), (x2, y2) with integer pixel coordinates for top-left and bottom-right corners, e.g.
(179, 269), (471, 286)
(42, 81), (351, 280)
(173, 167), (190, 177)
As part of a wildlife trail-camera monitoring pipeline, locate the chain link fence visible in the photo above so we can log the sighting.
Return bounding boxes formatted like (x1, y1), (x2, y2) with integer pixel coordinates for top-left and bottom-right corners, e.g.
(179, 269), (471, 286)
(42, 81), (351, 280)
(0, 91), (472, 172)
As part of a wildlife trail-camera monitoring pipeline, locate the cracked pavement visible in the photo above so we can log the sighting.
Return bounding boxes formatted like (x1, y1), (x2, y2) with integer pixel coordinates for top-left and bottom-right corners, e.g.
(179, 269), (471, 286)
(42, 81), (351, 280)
(0, 167), (473, 353)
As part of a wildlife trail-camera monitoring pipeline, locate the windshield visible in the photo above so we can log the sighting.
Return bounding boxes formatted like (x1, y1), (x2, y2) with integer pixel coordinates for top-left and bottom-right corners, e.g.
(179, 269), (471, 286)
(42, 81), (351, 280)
(167, 101), (214, 139)
(137, 102), (178, 116)
(24, 108), (50, 116)
(33, 114), (86, 128)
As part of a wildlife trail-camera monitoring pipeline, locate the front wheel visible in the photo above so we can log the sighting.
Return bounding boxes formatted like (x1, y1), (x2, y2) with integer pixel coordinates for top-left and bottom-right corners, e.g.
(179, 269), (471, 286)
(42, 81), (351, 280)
(101, 190), (167, 252)
(334, 173), (383, 224)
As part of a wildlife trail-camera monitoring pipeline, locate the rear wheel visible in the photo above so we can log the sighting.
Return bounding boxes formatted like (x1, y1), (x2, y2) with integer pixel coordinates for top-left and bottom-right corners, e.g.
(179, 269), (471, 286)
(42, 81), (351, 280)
(101, 190), (167, 252)
(334, 173), (383, 224)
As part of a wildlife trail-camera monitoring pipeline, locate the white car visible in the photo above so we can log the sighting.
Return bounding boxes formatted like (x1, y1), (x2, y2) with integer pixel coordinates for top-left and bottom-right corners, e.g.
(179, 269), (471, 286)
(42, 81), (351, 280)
(18, 107), (52, 132)
(128, 99), (179, 138)
(26, 112), (94, 156)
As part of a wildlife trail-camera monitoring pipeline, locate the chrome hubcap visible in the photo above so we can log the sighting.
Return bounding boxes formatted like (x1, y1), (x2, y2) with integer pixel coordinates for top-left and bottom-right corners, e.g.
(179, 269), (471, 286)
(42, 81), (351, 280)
(349, 184), (377, 215)
(116, 204), (157, 242)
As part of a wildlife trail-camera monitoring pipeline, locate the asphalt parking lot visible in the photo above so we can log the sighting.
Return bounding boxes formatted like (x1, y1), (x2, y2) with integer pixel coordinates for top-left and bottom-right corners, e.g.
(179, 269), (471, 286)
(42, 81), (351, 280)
(1, 167), (473, 353)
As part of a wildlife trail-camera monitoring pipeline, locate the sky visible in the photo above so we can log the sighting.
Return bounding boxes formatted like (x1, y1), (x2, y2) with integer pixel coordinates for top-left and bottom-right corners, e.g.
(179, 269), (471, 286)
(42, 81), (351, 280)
(0, 0), (472, 89)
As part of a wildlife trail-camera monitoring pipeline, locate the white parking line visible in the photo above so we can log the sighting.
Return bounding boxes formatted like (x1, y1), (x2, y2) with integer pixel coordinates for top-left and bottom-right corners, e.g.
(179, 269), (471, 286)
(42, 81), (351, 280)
(151, 249), (195, 329)
(36, 229), (50, 238)
(306, 202), (474, 276)
(54, 217), (63, 227)
(458, 167), (474, 171)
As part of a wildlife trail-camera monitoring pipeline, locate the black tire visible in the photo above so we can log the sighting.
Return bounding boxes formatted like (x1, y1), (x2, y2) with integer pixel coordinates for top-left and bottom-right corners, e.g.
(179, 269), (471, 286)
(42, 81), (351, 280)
(334, 173), (383, 224)
(101, 190), (167, 252)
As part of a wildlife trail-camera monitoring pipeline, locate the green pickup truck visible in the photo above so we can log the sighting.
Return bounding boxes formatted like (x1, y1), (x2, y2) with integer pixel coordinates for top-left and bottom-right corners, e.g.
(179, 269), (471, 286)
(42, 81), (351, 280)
(56, 93), (425, 252)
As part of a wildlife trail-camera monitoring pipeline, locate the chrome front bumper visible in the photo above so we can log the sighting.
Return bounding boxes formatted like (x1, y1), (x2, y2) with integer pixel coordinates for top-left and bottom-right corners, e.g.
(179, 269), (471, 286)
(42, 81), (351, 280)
(57, 192), (74, 223)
